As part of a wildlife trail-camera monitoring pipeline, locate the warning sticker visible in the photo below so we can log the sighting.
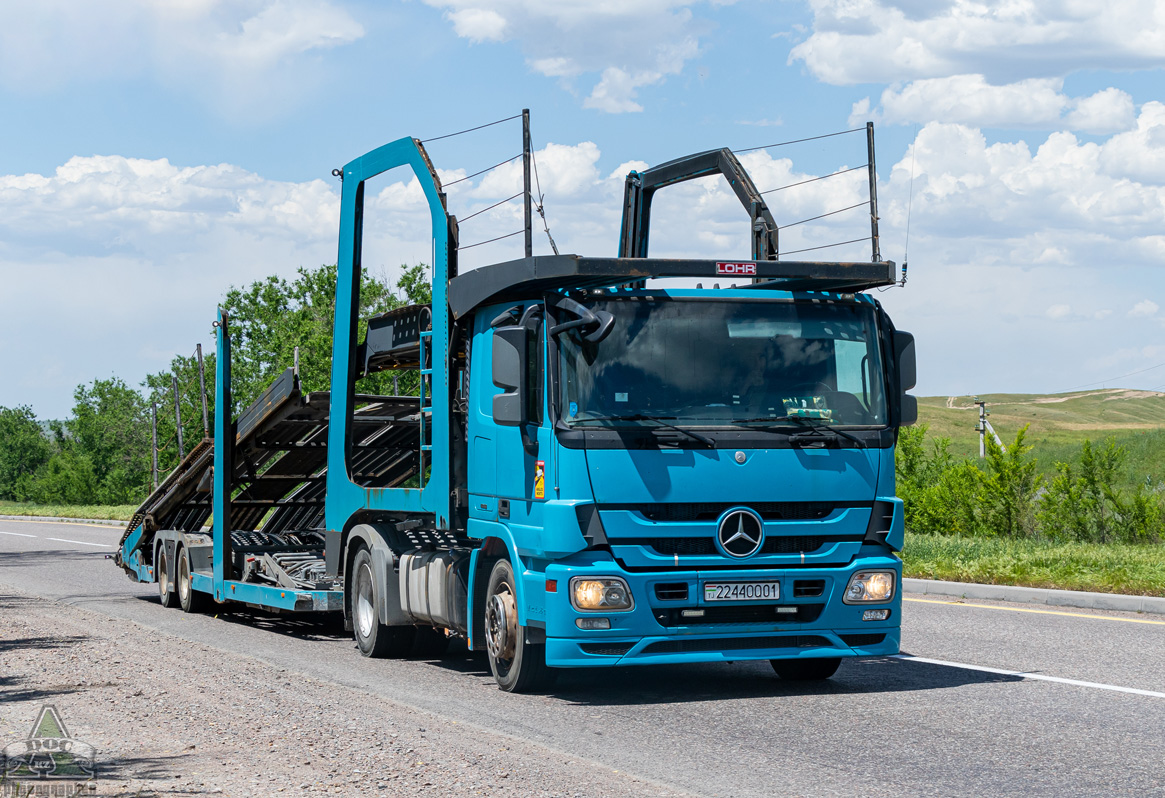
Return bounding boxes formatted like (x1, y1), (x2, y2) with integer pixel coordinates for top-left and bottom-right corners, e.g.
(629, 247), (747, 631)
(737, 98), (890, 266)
(534, 460), (545, 499)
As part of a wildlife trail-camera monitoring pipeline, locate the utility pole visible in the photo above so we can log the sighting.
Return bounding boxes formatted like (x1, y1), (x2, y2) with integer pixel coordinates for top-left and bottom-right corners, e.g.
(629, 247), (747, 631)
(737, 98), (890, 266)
(974, 398), (1005, 457)
(172, 374), (185, 461)
(522, 108), (533, 258)
(151, 402), (159, 491)
(196, 343), (209, 438)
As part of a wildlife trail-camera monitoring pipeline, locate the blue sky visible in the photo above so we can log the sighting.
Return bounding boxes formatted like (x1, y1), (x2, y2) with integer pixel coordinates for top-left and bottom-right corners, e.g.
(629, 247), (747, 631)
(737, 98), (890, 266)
(2, 0), (1164, 418)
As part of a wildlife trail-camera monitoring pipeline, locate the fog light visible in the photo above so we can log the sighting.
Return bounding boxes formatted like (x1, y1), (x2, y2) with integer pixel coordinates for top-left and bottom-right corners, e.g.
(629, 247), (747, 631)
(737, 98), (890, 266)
(576, 617), (611, 630)
(680, 609), (705, 618)
(843, 571), (896, 604)
(862, 608), (890, 621)
(571, 577), (633, 611)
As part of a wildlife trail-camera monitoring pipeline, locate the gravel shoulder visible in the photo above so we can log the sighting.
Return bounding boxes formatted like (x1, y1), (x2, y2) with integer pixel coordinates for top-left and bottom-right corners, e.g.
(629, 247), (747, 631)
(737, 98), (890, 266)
(0, 588), (694, 798)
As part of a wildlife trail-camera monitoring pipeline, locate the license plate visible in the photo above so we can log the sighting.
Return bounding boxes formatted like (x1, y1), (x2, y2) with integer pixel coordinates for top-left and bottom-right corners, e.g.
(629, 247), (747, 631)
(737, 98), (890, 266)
(704, 581), (780, 601)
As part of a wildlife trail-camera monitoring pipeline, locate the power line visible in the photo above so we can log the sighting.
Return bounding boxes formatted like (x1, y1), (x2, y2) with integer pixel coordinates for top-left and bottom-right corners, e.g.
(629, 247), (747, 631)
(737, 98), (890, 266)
(458, 192), (523, 225)
(422, 113), (522, 144)
(459, 229), (524, 250)
(737, 127), (864, 154)
(780, 237), (869, 256)
(780, 201), (868, 230)
(759, 164), (868, 195)
(1062, 360), (1165, 393)
(444, 153), (522, 187)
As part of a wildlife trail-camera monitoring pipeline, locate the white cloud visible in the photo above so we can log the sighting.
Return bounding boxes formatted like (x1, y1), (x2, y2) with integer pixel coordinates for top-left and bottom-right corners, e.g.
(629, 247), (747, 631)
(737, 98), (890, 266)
(1046, 304), (1072, 320)
(0, 0), (364, 117)
(1130, 299), (1159, 317)
(423, 0), (713, 112)
(447, 8), (508, 42)
(852, 75), (1136, 133)
(790, 0), (1165, 86)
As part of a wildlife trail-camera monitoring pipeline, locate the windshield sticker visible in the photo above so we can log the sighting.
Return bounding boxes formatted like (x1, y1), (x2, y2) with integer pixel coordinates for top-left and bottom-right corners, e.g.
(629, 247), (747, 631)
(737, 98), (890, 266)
(569, 401), (578, 417)
(615, 392), (628, 402)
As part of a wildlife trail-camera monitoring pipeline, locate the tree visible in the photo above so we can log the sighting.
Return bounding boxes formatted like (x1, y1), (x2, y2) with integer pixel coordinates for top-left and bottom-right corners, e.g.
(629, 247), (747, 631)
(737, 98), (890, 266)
(222, 263), (429, 410)
(67, 377), (152, 504)
(0, 405), (52, 500)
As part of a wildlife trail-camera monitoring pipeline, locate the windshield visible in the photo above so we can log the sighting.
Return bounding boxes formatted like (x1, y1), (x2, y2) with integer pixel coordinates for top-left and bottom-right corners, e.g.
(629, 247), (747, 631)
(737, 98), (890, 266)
(556, 297), (887, 428)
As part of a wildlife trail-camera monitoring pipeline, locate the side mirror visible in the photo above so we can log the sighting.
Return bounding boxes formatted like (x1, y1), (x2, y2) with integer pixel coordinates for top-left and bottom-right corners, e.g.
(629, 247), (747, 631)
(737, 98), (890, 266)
(899, 394), (918, 426)
(893, 330), (917, 426)
(894, 331), (916, 392)
(492, 325), (529, 427)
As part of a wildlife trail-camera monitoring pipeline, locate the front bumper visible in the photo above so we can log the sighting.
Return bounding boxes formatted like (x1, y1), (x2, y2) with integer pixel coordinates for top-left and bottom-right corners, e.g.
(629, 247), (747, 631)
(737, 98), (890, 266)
(542, 550), (901, 668)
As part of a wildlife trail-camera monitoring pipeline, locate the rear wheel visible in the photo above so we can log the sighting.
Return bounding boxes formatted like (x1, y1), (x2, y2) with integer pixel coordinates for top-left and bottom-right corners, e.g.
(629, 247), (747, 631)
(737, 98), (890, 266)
(771, 657), (841, 681)
(351, 546), (415, 658)
(177, 546), (209, 614)
(157, 545), (178, 609)
(484, 558), (556, 693)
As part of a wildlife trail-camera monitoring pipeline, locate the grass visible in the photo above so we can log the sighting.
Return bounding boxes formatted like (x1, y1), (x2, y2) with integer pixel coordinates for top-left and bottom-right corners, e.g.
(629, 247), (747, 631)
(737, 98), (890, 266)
(0, 500), (135, 522)
(917, 389), (1165, 489)
(902, 532), (1165, 597)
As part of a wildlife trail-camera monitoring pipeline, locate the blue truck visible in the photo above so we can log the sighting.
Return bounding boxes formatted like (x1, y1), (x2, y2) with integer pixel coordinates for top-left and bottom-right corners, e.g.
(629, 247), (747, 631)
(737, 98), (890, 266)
(115, 130), (917, 692)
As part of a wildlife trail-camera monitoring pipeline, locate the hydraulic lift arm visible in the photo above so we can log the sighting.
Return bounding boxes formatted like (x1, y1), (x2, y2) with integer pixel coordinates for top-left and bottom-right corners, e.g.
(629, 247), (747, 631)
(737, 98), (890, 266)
(618, 148), (779, 260)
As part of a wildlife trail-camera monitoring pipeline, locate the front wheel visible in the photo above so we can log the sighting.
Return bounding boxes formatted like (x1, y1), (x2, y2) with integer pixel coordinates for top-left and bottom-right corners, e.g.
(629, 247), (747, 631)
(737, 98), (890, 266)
(351, 546), (415, 658)
(484, 558), (556, 693)
(771, 657), (841, 681)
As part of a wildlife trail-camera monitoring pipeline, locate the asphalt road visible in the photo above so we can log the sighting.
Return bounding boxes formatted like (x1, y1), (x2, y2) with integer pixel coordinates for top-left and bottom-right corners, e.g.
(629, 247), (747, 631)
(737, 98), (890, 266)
(3, 518), (1164, 797)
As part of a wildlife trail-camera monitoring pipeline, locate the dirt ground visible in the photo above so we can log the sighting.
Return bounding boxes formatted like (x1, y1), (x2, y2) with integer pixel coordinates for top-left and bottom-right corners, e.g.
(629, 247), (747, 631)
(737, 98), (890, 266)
(0, 589), (690, 797)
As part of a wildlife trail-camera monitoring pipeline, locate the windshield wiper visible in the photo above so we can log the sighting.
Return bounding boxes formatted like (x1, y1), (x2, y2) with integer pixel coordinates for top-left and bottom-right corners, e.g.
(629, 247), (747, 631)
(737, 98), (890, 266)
(733, 415), (866, 448)
(571, 414), (715, 447)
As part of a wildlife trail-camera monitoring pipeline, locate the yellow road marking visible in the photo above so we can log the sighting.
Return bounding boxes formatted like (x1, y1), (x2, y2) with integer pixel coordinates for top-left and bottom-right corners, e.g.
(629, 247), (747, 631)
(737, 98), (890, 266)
(905, 597), (1165, 626)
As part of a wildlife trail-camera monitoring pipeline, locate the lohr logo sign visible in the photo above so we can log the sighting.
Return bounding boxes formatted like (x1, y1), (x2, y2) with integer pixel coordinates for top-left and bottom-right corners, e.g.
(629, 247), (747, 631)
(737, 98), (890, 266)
(715, 262), (756, 276)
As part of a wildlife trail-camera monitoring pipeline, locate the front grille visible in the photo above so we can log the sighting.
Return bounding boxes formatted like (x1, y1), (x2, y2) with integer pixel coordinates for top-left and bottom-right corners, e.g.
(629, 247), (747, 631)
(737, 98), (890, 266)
(579, 643), (633, 657)
(654, 582), (689, 601)
(642, 635), (831, 654)
(638, 502), (840, 523)
(653, 604), (824, 626)
(793, 579), (826, 597)
(622, 536), (857, 557)
(644, 538), (716, 556)
(840, 633), (886, 647)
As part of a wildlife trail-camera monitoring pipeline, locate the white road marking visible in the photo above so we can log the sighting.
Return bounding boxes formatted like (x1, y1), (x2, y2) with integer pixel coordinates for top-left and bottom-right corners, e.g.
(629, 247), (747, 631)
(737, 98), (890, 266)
(0, 530), (36, 538)
(893, 654), (1165, 699)
(46, 537), (113, 549)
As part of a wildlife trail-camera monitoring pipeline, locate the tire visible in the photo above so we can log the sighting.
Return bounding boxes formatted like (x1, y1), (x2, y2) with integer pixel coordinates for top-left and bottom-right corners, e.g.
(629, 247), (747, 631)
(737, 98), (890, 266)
(351, 546), (415, 658)
(410, 626), (450, 659)
(771, 657), (842, 681)
(177, 545), (209, 614)
(157, 544), (178, 609)
(484, 559), (556, 693)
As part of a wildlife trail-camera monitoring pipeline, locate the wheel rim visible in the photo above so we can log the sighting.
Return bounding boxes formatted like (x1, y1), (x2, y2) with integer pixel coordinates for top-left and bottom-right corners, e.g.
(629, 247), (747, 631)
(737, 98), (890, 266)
(355, 562), (376, 640)
(158, 551), (170, 595)
(178, 554), (190, 603)
(484, 583), (518, 669)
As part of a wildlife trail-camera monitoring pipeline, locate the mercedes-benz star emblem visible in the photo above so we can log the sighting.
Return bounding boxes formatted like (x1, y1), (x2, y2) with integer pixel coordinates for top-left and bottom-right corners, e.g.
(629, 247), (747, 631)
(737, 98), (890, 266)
(717, 508), (764, 558)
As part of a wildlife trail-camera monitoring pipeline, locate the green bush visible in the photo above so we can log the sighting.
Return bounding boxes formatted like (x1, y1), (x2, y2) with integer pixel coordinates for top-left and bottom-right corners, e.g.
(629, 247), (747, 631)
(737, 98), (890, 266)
(896, 425), (1163, 543)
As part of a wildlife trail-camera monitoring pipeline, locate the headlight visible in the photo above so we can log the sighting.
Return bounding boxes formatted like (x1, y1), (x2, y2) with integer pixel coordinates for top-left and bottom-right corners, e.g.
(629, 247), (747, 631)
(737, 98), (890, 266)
(571, 577), (633, 611)
(843, 571), (895, 603)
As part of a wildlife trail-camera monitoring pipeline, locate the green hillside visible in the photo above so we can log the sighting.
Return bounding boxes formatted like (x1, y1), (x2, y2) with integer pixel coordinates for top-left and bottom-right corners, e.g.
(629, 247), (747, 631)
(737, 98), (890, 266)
(917, 389), (1165, 487)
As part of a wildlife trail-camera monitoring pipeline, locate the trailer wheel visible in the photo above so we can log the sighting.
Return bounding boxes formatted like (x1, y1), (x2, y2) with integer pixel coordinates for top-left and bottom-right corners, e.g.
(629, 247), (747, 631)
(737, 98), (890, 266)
(177, 546), (209, 614)
(770, 657), (841, 681)
(351, 547), (415, 658)
(410, 626), (450, 659)
(157, 545), (178, 609)
(484, 558), (556, 693)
